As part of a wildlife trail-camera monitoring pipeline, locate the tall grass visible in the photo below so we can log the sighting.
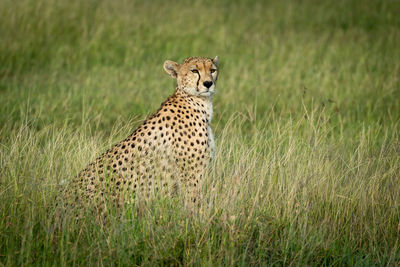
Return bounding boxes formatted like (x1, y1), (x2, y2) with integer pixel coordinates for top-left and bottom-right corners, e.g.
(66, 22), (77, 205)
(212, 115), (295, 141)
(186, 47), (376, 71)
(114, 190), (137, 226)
(1, 0), (399, 265)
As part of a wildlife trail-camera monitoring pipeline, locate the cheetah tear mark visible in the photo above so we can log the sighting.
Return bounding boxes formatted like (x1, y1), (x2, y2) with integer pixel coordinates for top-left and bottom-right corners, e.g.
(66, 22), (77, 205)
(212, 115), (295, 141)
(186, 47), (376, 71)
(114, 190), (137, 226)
(195, 72), (200, 91)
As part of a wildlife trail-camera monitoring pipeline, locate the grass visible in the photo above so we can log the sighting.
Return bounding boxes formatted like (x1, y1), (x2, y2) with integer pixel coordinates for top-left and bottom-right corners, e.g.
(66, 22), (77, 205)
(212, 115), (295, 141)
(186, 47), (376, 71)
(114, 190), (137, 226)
(1, 0), (400, 265)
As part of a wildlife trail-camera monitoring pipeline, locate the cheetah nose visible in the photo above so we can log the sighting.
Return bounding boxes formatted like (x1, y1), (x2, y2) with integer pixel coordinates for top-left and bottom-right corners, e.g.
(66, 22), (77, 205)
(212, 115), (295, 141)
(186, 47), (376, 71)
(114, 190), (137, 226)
(203, 81), (213, 89)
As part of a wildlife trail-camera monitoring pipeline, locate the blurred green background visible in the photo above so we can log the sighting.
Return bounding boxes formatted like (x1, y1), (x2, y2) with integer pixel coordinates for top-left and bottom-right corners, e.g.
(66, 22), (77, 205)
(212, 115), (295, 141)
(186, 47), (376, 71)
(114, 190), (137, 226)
(1, 0), (399, 132)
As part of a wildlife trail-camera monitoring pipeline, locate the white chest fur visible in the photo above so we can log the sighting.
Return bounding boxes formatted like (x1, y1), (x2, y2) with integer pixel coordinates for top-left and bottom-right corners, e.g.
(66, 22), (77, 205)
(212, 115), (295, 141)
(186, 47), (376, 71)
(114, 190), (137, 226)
(208, 125), (215, 159)
(202, 100), (215, 160)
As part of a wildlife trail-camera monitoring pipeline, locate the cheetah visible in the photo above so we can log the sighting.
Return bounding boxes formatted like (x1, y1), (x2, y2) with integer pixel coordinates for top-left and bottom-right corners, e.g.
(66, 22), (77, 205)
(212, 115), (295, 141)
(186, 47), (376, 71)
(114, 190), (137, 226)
(62, 56), (219, 212)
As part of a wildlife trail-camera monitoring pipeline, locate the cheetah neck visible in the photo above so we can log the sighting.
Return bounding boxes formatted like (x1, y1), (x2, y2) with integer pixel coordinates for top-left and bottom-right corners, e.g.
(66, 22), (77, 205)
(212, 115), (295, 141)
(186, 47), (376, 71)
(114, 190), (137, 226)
(174, 88), (213, 123)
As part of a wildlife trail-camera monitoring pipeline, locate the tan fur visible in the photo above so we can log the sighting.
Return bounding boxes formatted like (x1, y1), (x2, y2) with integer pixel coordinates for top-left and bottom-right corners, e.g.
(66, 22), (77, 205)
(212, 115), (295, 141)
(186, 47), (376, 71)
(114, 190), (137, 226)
(63, 56), (219, 211)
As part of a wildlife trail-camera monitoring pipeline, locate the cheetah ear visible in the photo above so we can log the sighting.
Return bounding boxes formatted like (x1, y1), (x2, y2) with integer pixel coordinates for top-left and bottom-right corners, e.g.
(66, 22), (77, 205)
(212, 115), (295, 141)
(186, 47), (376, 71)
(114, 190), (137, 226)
(212, 56), (219, 67)
(163, 60), (179, 79)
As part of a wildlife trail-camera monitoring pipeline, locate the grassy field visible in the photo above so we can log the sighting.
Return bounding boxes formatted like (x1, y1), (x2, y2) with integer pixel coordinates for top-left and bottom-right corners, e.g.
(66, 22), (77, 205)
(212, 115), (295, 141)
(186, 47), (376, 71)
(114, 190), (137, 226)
(1, 0), (400, 265)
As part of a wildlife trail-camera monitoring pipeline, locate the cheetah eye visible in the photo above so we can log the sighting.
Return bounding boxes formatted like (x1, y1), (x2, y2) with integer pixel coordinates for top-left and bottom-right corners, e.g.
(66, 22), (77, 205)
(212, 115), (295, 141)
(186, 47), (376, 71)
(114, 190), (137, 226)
(210, 69), (217, 73)
(191, 69), (199, 74)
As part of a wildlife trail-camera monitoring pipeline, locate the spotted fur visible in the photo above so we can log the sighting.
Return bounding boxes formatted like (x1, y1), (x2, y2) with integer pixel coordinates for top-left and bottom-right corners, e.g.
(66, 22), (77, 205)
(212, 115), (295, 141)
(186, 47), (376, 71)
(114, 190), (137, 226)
(62, 56), (219, 211)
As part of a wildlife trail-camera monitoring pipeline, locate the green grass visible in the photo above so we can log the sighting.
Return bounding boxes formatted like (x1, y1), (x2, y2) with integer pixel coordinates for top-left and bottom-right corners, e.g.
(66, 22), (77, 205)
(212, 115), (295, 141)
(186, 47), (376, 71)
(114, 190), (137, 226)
(1, 0), (400, 265)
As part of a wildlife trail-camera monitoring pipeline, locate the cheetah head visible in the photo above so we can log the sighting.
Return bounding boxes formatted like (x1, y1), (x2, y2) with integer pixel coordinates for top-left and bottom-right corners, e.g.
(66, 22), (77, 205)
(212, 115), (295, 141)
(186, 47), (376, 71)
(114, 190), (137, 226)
(163, 56), (219, 97)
